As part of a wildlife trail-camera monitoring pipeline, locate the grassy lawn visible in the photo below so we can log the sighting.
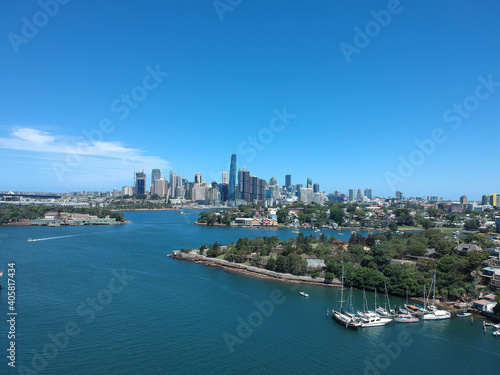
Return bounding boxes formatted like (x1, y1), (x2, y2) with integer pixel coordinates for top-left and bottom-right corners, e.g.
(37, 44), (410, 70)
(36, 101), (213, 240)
(216, 255), (225, 259)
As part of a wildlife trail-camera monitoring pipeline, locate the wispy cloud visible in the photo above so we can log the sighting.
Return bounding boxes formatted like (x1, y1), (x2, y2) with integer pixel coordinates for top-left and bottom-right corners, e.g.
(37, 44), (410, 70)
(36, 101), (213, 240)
(0, 127), (169, 190)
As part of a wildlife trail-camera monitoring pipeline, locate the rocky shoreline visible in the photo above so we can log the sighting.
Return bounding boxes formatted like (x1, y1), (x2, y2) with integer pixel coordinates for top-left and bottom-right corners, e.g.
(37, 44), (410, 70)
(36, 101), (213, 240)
(169, 251), (342, 287)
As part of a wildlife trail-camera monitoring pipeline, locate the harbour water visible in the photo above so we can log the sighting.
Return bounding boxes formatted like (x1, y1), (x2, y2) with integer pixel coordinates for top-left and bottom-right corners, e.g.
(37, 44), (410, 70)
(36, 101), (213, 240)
(1, 210), (499, 374)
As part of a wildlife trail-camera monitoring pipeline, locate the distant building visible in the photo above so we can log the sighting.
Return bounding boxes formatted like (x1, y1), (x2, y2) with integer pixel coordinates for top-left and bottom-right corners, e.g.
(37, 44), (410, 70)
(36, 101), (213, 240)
(112, 188), (118, 197)
(122, 186), (133, 196)
(396, 191), (402, 200)
(364, 188), (372, 200)
(306, 177), (312, 188)
(357, 188), (363, 201)
(348, 189), (355, 202)
(313, 183), (320, 193)
(135, 171), (146, 195)
(169, 172), (181, 198)
(194, 173), (202, 184)
(229, 154), (237, 201)
(285, 174), (292, 191)
(238, 168), (251, 202)
(153, 178), (166, 197)
(269, 177), (277, 186)
(300, 187), (313, 204)
(151, 169), (161, 183)
(460, 195), (467, 205)
(222, 171), (228, 185)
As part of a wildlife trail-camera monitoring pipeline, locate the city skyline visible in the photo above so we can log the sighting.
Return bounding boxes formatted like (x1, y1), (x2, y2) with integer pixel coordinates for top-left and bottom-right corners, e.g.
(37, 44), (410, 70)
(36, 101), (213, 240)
(1, 2), (499, 199)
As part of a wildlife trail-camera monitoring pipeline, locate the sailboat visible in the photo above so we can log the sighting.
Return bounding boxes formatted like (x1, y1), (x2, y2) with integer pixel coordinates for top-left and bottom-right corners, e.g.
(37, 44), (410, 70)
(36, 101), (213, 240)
(357, 288), (392, 328)
(331, 265), (360, 329)
(422, 272), (451, 320)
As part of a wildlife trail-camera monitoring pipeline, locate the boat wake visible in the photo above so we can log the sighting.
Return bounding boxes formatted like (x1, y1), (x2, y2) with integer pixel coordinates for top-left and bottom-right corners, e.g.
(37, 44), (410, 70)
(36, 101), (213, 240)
(27, 233), (87, 242)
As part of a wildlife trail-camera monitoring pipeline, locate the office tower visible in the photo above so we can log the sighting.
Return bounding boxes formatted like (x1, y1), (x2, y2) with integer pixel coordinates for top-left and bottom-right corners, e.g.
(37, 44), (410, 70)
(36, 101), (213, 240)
(460, 195), (467, 205)
(222, 171), (228, 185)
(396, 191), (402, 200)
(169, 172), (181, 198)
(182, 178), (188, 186)
(364, 188), (372, 200)
(306, 177), (312, 188)
(229, 154), (237, 201)
(154, 178), (166, 197)
(348, 189), (355, 202)
(192, 183), (206, 201)
(151, 169), (161, 183)
(295, 184), (303, 198)
(491, 194), (498, 207)
(269, 177), (277, 186)
(300, 187), (314, 204)
(194, 173), (202, 184)
(122, 186), (133, 196)
(220, 183), (228, 202)
(135, 171), (146, 195)
(313, 183), (320, 193)
(238, 168), (251, 202)
(285, 174), (292, 191)
(357, 188), (363, 201)
(112, 188), (118, 197)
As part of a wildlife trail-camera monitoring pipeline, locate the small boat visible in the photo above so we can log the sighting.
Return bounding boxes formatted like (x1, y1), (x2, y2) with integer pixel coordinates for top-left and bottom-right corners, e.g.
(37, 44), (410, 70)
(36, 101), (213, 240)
(457, 312), (471, 318)
(292, 230), (300, 234)
(394, 315), (419, 323)
(299, 292), (309, 297)
(493, 330), (500, 337)
(27, 238), (33, 242)
(180, 211), (184, 215)
(314, 229), (320, 232)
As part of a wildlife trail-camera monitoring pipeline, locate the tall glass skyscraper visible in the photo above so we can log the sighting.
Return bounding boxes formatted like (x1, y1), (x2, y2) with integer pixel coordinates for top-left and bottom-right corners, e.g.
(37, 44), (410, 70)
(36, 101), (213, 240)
(285, 174), (291, 191)
(229, 154), (237, 201)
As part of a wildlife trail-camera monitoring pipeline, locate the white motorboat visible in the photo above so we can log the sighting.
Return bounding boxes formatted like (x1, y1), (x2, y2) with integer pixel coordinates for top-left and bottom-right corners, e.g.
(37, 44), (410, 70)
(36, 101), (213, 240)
(299, 292), (309, 298)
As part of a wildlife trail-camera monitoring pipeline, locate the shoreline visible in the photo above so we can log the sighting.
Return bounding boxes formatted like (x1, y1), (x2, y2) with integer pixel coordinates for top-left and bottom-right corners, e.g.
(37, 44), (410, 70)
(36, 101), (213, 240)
(169, 251), (342, 287)
(0, 220), (131, 227)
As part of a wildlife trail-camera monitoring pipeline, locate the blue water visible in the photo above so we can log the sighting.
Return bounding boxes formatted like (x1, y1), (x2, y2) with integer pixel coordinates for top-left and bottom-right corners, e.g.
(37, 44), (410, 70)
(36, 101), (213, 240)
(0, 210), (499, 374)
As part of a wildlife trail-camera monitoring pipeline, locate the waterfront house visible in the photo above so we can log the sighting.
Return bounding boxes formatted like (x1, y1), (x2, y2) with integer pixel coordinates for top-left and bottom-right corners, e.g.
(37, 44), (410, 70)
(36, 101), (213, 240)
(471, 299), (497, 312)
(490, 271), (500, 292)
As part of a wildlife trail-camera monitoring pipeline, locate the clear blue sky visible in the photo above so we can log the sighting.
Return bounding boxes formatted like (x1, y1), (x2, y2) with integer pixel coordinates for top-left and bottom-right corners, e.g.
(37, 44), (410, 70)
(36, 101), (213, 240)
(1, 0), (499, 200)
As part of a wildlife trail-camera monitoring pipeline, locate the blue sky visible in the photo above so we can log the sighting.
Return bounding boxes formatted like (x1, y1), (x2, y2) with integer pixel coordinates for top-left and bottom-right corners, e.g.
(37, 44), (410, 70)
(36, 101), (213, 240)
(1, 0), (499, 200)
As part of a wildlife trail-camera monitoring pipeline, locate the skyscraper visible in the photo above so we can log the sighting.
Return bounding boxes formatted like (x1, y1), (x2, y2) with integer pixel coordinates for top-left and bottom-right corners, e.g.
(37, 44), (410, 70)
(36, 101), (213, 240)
(229, 154), (237, 201)
(269, 177), (277, 186)
(285, 174), (291, 191)
(364, 188), (372, 200)
(313, 183), (320, 193)
(460, 195), (467, 205)
(135, 171), (146, 195)
(169, 172), (181, 198)
(357, 188), (363, 201)
(396, 191), (402, 200)
(348, 189), (355, 202)
(151, 169), (161, 183)
(238, 168), (251, 202)
(222, 171), (228, 185)
(306, 177), (312, 188)
(194, 173), (202, 184)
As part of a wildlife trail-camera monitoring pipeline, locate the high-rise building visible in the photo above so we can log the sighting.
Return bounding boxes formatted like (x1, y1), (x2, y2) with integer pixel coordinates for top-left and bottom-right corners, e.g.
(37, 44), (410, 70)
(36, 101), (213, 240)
(112, 188), (118, 197)
(222, 171), (228, 185)
(229, 154), (237, 201)
(313, 183), (320, 193)
(153, 178), (166, 197)
(238, 168), (251, 202)
(151, 169), (161, 183)
(306, 177), (312, 188)
(364, 188), (372, 200)
(194, 173), (202, 184)
(220, 183), (229, 202)
(135, 171), (146, 195)
(300, 187), (314, 204)
(357, 188), (363, 201)
(269, 177), (277, 186)
(348, 189), (355, 202)
(460, 195), (468, 205)
(396, 191), (402, 200)
(169, 172), (181, 198)
(285, 174), (292, 191)
(295, 184), (303, 199)
(122, 186), (133, 196)
(491, 193), (498, 207)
